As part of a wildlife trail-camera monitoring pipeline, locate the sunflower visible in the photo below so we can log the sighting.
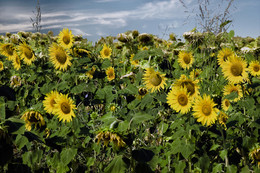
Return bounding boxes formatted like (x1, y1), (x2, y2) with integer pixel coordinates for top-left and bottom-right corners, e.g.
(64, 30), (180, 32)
(223, 84), (243, 102)
(58, 28), (74, 49)
(21, 110), (45, 131)
(100, 44), (112, 59)
(167, 86), (192, 114)
(130, 54), (139, 66)
(43, 91), (60, 114)
(221, 99), (231, 111)
(0, 61), (4, 71)
(221, 55), (248, 84)
(136, 87), (148, 99)
(12, 53), (21, 70)
(10, 76), (21, 88)
(174, 74), (200, 100)
(106, 67), (115, 81)
(0, 43), (16, 60)
(96, 131), (126, 148)
(53, 93), (76, 123)
(217, 48), (234, 66)
(143, 68), (167, 93)
(189, 68), (202, 80)
(249, 144), (260, 168)
(248, 60), (260, 76)
(178, 51), (194, 69)
(49, 43), (72, 71)
(192, 94), (219, 127)
(86, 66), (96, 79)
(17, 42), (36, 65)
(218, 111), (229, 130)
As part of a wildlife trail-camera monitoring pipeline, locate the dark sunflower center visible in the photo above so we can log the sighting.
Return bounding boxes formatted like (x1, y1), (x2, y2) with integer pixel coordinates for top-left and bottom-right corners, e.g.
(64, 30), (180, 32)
(231, 63), (243, 76)
(202, 104), (212, 116)
(50, 98), (56, 108)
(55, 50), (67, 64)
(28, 112), (40, 122)
(15, 56), (20, 64)
(138, 88), (147, 96)
(183, 55), (191, 64)
(254, 151), (260, 161)
(104, 49), (110, 56)
(178, 94), (188, 106)
(0, 63), (3, 68)
(225, 100), (230, 107)
(6, 45), (14, 55)
(24, 48), (33, 59)
(150, 74), (162, 86)
(63, 35), (71, 45)
(253, 65), (260, 72)
(61, 102), (71, 114)
(182, 81), (195, 96)
(108, 70), (114, 77)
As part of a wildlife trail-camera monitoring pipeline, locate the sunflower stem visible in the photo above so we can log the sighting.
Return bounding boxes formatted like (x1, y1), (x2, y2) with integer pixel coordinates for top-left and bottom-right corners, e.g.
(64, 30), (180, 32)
(220, 127), (229, 167)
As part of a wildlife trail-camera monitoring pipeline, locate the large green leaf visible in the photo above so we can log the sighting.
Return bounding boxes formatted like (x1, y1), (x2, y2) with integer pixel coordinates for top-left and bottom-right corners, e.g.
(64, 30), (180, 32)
(104, 155), (127, 173)
(130, 112), (153, 126)
(71, 82), (86, 94)
(60, 148), (77, 166)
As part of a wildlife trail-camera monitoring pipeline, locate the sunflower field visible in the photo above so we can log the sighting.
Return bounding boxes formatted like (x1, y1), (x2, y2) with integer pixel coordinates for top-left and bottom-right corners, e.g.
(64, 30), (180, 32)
(0, 28), (260, 173)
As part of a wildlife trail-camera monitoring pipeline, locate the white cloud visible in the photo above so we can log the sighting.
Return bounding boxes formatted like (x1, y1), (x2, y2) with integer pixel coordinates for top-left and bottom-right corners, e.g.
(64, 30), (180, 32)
(71, 28), (91, 36)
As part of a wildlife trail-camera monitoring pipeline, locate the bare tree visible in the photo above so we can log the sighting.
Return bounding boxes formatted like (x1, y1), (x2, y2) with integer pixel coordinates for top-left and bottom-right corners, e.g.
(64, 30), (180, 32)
(30, 0), (42, 32)
(179, 0), (235, 35)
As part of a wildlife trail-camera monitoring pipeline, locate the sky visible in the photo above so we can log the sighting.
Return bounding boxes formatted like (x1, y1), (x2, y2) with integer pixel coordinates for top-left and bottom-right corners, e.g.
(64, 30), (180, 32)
(0, 0), (259, 42)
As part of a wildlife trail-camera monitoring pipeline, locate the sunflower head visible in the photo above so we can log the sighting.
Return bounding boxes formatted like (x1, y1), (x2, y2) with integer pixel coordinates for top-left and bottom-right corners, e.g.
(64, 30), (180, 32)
(249, 144), (260, 168)
(218, 111), (229, 130)
(106, 67), (115, 81)
(217, 48), (234, 66)
(18, 42), (35, 65)
(53, 93), (76, 123)
(49, 43), (72, 71)
(189, 69), (202, 80)
(0, 61), (4, 71)
(12, 53), (21, 70)
(0, 43), (16, 60)
(137, 87), (148, 99)
(96, 130), (126, 148)
(143, 68), (167, 93)
(21, 110), (45, 131)
(43, 90), (60, 114)
(58, 28), (74, 49)
(167, 86), (192, 114)
(192, 94), (218, 127)
(86, 66), (96, 79)
(130, 54), (139, 66)
(100, 44), (112, 59)
(178, 51), (194, 69)
(222, 99), (231, 111)
(108, 103), (118, 112)
(223, 84), (243, 102)
(221, 55), (248, 84)
(10, 75), (21, 88)
(249, 60), (260, 76)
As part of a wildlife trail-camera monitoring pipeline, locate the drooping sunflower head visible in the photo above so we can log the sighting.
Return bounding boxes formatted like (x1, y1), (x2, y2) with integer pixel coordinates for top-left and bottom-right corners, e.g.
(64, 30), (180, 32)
(18, 42), (35, 65)
(12, 53), (21, 70)
(217, 47), (234, 66)
(222, 98), (231, 111)
(218, 111), (229, 130)
(249, 60), (260, 76)
(192, 94), (219, 127)
(21, 110), (45, 131)
(86, 66), (96, 79)
(0, 43), (16, 60)
(167, 86), (192, 114)
(143, 68), (167, 93)
(130, 54), (139, 66)
(178, 51), (194, 69)
(106, 66), (115, 81)
(100, 44), (112, 59)
(49, 43), (72, 71)
(221, 55), (248, 84)
(53, 93), (76, 123)
(249, 144), (260, 168)
(43, 90), (60, 114)
(223, 83), (243, 102)
(96, 130), (126, 148)
(0, 61), (4, 71)
(58, 28), (74, 49)
(10, 75), (21, 88)
(174, 74), (200, 100)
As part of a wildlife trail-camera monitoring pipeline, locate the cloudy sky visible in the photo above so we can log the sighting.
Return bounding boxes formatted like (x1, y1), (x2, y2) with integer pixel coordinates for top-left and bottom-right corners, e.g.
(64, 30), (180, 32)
(0, 0), (259, 42)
